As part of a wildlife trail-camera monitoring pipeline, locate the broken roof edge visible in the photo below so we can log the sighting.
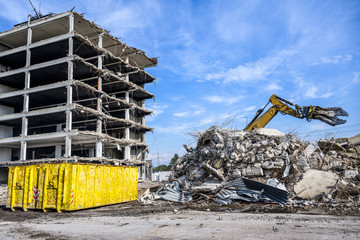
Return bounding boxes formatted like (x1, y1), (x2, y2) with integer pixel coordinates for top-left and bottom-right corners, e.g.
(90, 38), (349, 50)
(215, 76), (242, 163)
(71, 54), (154, 99)
(74, 33), (156, 83)
(0, 11), (157, 69)
(0, 11), (72, 37)
(72, 12), (157, 68)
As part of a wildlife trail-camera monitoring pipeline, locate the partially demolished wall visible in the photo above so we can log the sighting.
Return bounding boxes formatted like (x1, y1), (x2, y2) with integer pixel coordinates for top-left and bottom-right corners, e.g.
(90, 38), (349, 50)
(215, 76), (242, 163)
(0, 11), (157, 173)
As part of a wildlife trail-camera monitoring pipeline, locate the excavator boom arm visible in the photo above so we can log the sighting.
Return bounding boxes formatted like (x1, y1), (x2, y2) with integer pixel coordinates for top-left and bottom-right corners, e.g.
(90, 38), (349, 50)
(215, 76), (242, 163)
(245, 106), (279, 130)
(244, 95), (348, 131)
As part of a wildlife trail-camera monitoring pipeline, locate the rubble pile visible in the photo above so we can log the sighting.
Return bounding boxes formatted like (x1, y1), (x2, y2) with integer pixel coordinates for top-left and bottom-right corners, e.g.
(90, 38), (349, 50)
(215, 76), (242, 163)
(174, 126), (298, 181)
(0, 184), (7, 202)
(172, 126), (360, 202)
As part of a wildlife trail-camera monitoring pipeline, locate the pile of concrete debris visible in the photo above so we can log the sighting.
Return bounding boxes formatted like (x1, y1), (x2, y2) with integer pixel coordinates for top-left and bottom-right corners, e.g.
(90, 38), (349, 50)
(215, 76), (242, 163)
(0, 184), (7, 202)
(142, 126), (360, 205)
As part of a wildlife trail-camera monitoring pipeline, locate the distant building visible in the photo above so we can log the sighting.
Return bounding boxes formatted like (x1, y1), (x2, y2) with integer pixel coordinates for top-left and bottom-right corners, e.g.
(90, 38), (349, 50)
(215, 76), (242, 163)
(153, 171), (172, 182)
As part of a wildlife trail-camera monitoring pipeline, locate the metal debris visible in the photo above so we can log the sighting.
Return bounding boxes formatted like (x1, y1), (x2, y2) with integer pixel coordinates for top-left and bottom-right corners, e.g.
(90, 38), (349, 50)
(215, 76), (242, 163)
(155, 181), (193, 203)
(214, 177), (289, 205)
(143, 126), (360, 205)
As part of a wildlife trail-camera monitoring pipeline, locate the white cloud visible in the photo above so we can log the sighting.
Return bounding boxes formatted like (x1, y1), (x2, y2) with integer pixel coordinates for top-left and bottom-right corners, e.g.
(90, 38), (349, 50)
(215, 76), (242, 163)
(320, 55), (352, 64)
(236, 115), (248, 122)
(309, 122), (329, 131)
(155, 111), (249, 136)
(147, 152), (172, 165)
(173, 108), (204, 118)
(146, 103), (167, 122)
(156, 122), (197, 135)
(203, 95), (244, 105)
(100, 8), (146, 35)
(199, 115), (217, 125)
(155, 114), (220, 135)
(89, 0), (162, 38)
(244, 106), (256, 111)
(320, 92), (335, 98)
(194, 110), (204, 115)
(205, 50), (296, 83)
(291, 73), (335, 100)
(162, 26), (224, 81)
(266, 83), (283, 91)
(304, 86), (334, 99)
(171, 96), (184, 101)
(173, 112), (189, 117)
(0, 0), (30, 23)
(304, 86), (317, 98)
(212, 1), (265, 43)
(353, 72), (360, 84)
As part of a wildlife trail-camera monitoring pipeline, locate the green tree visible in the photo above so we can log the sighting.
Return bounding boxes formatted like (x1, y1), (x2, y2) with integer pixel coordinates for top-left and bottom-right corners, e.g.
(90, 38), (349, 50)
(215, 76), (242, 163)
(169, 153), (179, 168)
(153, 154), (180, 172)
(153, 164), (168, 172)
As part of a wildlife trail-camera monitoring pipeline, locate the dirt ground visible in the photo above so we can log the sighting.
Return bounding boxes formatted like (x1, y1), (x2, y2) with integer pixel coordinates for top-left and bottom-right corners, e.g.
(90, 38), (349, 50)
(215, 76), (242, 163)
(0, 205), (360, 240)
(1, 184), (360, 239)
(0, 200), (360, 239)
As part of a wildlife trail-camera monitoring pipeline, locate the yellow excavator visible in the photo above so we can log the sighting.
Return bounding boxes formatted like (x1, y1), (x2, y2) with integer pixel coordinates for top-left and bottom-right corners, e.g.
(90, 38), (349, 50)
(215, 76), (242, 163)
(245, 94), (348, 131)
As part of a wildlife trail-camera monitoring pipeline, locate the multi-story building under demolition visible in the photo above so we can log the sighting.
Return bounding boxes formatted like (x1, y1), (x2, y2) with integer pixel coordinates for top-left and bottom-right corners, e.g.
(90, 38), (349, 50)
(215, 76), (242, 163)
(0, 11), (157, 181)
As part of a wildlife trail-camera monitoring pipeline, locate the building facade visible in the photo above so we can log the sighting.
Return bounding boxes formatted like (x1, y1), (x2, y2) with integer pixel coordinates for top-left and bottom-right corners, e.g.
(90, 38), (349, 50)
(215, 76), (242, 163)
(0, 12), (156, 180)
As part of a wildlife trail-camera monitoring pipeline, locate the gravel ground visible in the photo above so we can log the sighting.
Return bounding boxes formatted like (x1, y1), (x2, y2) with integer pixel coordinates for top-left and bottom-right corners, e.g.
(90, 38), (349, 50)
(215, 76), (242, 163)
(0, 210), (359, 240)
(1, 183), (360, 239)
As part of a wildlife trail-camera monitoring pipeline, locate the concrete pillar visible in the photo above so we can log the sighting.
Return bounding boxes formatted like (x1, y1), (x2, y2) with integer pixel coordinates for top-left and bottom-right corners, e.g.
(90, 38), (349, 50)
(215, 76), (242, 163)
(69, 13), (74, 33)
(124, 57), (130, 160)
(142, 100), (146, 143)
(96, 33), (103, 158)
(65, 32), (73, 157)
(89, 148), (95, 157)
(20, 21), (32, 160)
(55, 124), (62, 158)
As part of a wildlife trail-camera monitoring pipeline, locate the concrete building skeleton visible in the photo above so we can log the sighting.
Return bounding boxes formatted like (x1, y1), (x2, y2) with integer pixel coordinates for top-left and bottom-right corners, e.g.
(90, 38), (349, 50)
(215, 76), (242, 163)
(0, 12), (157, 181)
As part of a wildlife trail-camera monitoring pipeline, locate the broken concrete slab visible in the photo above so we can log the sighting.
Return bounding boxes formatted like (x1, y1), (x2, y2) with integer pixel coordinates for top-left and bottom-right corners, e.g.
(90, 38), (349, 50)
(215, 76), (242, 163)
(318, 139), (346, 153)
(294, 170), (339, 199)
(304, 143), (316, 158)
(254, 128), (286, 138)
(344, 170), (359, 179)
(348, 134), (360, 146)
(169, 126), (360, 204)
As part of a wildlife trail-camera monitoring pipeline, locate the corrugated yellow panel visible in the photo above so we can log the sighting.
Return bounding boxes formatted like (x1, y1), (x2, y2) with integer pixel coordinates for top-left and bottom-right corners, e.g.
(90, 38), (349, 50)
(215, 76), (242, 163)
(94, 165), (102, 207)
(7, 163), (138, 212)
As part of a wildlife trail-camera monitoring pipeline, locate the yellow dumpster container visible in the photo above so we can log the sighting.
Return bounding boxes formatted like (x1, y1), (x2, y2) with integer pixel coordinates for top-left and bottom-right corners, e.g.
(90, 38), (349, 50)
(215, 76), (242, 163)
(6, 163), (138, 212)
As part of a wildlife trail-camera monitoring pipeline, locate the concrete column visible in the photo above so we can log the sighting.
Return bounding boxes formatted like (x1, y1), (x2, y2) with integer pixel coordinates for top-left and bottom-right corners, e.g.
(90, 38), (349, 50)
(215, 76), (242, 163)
(55, 124), (62, 158)
(65, 60), (73, 157)
(89, 148), (95, 157)
(96, 33), (103, 158)
(142, 165), (146, 180)
(20, 21), (32, 160)
(64, 14), (74, 157)
(69, 13), (74, 33)
(64, 16), (74, 158)
(124, 57), (130, 160)
(20, 116), (28, 160)
(142, 100), (146, 143)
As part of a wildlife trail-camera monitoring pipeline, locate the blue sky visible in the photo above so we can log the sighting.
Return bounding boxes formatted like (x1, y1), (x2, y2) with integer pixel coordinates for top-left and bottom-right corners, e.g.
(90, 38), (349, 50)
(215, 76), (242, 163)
(1, 0), (359, 165)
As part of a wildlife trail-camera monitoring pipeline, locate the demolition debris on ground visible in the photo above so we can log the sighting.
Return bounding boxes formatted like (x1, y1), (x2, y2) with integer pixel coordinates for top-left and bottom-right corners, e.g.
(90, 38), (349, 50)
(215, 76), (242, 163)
(142, 126), (360, 205)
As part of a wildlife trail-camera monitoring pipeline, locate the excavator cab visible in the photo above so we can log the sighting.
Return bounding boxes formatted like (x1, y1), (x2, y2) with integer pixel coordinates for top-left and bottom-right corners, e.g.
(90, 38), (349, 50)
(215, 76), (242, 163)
(245, 95), (348, 131)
